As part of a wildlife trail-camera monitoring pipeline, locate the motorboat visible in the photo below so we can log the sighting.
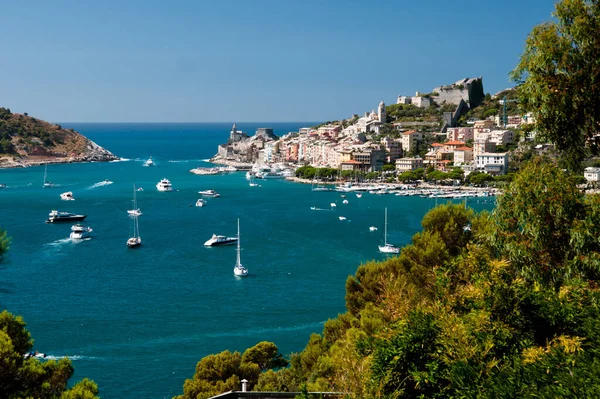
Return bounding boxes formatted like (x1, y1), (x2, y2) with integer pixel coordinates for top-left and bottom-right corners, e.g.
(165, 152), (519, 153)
(233, 218), (248, 277)
(339, 216), (347, 221)
(204, 233), (238, 247)
(60, 191), (75, 201)
(144, 157), (155, 167)
(127, 213), (141, 248)
(46, 210), (86, 223)
(24, 351), (47, 359)
(378, 208), (400, 254)
(156, 178), (173, 192)
(369, 226), (378, 231)
(256, 171), (285, 179)
(342, 199), (349, 204)
(127, 184), (143, 216)
(356, 193), (363, 198)
(70, 224), (92, 239)
(195, 198), (207, 207)
(330, 203), (336, 207)
(198, 189), (220, 197)
(43, 165), (54, 188)
(0, 183), (6, 189)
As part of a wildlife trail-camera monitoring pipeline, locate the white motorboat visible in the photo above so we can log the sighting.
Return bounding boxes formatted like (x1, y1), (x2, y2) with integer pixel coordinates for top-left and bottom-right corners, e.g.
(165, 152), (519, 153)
(127, 213), (142, 248)
(195, 198), (207, 207)
(60, 191), (75, 201)
(330, 203), (336, 207)
(356, 193), (362, 198)
(46, 210), (86, 223)
(127, 184), (143, 216)
(378, 208), (400, 254)
(204, 233), (237, 246)
(0, 183), (6, 189)
(43, 165), (54, 188)
(156, 178), (173, 192)
(198, 189), (220, 197)
(70, 224), (92, 239)
(342, 199), (349, 204)
(339, 216), (347, 221)
(144, 156), (155, 167)
(233, 218), (248, 277)
(256, 171), (285, 179)
(369, 226), (378, 231)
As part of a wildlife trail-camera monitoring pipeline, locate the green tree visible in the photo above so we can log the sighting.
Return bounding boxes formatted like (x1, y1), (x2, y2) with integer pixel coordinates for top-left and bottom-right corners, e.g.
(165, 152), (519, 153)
(511, 0), (600, 171)
(242, 341), (288, 371)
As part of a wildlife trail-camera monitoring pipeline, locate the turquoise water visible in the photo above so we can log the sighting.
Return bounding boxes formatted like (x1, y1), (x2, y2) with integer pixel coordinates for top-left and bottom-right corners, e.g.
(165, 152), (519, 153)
(0, 123), (494, 398)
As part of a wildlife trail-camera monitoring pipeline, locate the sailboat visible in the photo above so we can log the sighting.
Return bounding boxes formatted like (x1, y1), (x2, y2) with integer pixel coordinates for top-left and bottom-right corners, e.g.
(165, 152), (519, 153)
(127, 211), (142, 248)
(43, 165), (54, 188)
(127, 184), (142, 216)
(378, 207), (400, 254)
(233, 218), (248, 277)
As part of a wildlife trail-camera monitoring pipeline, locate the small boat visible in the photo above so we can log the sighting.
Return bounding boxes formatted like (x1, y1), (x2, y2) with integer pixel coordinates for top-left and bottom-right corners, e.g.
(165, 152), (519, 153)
(24, 351), (47, 359)
(156, 178), (173, 192)
(198, 189), (220, 197)
(356, 193), (362, 198)
(204, 233), (237, 247)
(43, 165), (54, 188)
(369, 226), (378, 231)
(195, 198), (207, 207)
(144, 156), (155, 167)
(378, 208), (400, 254)
(339, 216), (347, 221)
(136, 187), (144, 192)
(127, 213), (141, 248)
(0, 183), (6, 189)
(127, 184), (143, 216)
(310, 206), (317, 210)
(46, 210), (86, 223)
(60, 191), (75, 201)
(341, 195), (346, 198)
(70, 224), (92, 239)
(330, 203), (337, 207)
(342, 199), (349, 204)
(233, 218), (248, 277)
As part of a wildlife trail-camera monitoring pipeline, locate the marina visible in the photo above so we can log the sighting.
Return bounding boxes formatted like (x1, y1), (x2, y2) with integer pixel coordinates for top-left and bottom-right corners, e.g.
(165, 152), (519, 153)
(0, 123), (496, 398)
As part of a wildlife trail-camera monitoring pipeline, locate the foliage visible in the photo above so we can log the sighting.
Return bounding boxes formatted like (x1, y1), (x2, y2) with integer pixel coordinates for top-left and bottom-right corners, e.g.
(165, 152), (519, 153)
(0, 228), (9, 261)
(510, 0), (600, 172)
(175, 342), (288, 399)
(0, 310), (100, 398)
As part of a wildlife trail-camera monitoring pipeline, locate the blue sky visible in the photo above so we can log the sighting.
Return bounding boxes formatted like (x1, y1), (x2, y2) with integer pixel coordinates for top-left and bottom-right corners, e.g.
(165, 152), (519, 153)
(0, 0), (555, 123)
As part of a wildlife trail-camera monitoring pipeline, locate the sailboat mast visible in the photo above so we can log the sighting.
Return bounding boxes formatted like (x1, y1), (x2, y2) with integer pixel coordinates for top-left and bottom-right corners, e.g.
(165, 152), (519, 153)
(384, 208), (388, 246)
(236, 218), (241, 267)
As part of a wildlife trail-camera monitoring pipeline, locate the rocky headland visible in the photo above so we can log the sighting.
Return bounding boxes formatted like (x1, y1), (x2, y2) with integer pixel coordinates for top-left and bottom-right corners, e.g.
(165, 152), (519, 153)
(0, 107), (117, 168)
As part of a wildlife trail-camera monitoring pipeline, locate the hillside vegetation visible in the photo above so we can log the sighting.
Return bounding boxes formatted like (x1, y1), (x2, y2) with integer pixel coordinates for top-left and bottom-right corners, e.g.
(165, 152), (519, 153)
(0, 107), (116, 165)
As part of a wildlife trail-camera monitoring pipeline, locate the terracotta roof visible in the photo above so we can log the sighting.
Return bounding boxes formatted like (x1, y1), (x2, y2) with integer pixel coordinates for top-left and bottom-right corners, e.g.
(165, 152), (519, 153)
(403, 130), (417, 135)
(342, 160), (363, 164)
(431, 143), (445, 147)
(455, 146), (473, 151)
(445, 140), (466, 146)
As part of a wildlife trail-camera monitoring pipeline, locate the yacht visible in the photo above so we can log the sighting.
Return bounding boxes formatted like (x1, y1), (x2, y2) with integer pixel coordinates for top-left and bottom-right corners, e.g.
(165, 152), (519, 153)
(233, 218), (248, 277)
(144, 157), (155, 167)
(60, 191), (75, 201)
(195, 198), (207, 207)
(339, 216), (347, 221)
(127, 213), (141, 248)
(378, 208), (400, 254)
(255, 171), (285, 179)
(0, 183), (6, 189)
(70, 224), (92, 239)
(356, 193), (363, 198)
(46, 210), (86, 223)
(156, 178), (173, 192)
(369, 226), (378, 231)
(342, 199), (349, 204)
(204, 233), (238, 247)
(198, 189), (220, 197)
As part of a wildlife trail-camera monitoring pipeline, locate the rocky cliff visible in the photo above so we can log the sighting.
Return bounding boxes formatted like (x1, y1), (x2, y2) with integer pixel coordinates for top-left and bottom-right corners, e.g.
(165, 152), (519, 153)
(0, 107), (117, 167)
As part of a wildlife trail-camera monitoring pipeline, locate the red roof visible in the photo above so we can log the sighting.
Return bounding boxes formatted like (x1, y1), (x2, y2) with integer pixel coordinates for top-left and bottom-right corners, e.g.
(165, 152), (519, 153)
(455, 146), (473, 151)
(343, 160), (363, 164)
(431, 143), (445, 147)
(446, 140), (466, 146)
(403, 130), (417, 135)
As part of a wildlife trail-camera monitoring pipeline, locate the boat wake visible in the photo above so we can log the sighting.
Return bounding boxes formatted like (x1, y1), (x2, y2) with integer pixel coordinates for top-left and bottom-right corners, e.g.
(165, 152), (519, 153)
(43, 355), (98, 361)
(87, 180), (113, 189)
(110, 158), (131, 163)
(45, 238), (73, 247)
(205, 321), (326, 338)
(168, 159), (208, 163)
(310, 207), (332, 211)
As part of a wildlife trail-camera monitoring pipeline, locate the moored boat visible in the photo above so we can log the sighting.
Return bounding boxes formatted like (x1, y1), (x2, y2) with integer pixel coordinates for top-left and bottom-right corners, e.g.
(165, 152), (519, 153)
(46, 210), (86, 223)
(156, 178), (173, 192)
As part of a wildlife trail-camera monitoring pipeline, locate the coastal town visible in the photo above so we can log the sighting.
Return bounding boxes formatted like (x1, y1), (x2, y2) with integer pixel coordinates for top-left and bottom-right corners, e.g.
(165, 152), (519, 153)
(207, 77), (546, 183)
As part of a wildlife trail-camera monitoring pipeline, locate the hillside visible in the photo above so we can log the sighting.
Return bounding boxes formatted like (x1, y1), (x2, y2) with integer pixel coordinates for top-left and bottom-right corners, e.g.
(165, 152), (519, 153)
(0, 107), (117, 167)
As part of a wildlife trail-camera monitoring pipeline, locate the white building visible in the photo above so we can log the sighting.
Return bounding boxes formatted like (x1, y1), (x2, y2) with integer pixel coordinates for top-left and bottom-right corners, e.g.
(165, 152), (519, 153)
(584, 167), (600, 182)
(475, 152), (509, 175)
(396, 156), (424, 172)
(401, 130), (423, 155)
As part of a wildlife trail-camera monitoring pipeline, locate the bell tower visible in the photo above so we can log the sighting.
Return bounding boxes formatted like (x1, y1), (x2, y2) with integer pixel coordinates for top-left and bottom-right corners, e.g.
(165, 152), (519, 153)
(378, 100), (386, 123)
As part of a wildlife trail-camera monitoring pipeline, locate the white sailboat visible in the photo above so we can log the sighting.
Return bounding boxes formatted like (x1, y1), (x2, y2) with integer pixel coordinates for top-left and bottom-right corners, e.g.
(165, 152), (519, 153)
(43, 165), (54, 188)
(127, 211), (141, 248)
(127, 184), (142, 216)
(378, 208), (400, 254)
(233, 218), (248, 277)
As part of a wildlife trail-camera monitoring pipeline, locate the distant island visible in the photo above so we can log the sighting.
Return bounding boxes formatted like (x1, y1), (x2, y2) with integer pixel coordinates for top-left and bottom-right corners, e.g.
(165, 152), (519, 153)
(0, 107), (117, 168)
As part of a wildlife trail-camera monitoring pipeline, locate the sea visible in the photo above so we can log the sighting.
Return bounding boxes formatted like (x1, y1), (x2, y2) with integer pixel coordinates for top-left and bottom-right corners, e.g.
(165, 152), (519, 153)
(0, 123), (495, 398)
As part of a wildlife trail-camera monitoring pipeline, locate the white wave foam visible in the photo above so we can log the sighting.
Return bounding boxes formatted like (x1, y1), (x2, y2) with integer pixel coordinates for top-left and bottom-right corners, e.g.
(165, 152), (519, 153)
(168, 159), (206, 163)
(44, 355), (98, 361)
(87, 180), (113, 189)
(110, 158), (131, 163)
(45, 238), (73, 247)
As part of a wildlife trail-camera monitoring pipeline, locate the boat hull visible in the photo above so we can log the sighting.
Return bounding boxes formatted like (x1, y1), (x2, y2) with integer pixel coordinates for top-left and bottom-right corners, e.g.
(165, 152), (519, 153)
(204, 239), (237, 247)
(47, 215), (86, 223)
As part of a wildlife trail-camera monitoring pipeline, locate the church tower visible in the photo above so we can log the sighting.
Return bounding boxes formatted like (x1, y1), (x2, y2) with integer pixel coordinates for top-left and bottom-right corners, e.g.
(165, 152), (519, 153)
(378, 100), (386, 123)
